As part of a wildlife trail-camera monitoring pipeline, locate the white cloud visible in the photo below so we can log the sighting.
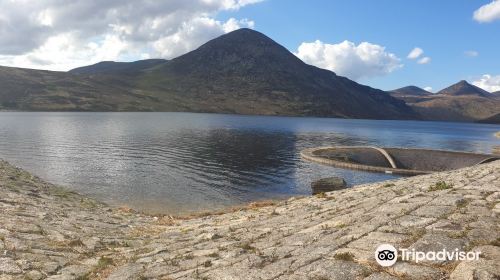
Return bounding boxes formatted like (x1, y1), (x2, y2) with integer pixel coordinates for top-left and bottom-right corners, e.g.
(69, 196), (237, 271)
(473, 0), (500, 23)
(472, 74), (500, 92)
(0, 33), (132, 71)
(152, 17), (254, 59)
(464, 50), (479, 57)
(407, 47), (431, 65)
(417, 57), (431, 64)
(294, 40), (402, 81)
(0, 0), (262, 70)
(406, 47), (431, 65)
(407, 47), (423, 59)
(424, 86), (433, 92)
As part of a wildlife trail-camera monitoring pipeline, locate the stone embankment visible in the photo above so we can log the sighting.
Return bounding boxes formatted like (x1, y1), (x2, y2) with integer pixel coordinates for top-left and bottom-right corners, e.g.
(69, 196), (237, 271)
(0, 159), (499, 280)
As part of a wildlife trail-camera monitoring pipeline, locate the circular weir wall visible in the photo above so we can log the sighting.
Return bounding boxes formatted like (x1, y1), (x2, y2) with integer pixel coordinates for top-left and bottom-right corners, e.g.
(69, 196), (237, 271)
(301, 146), (500, 175)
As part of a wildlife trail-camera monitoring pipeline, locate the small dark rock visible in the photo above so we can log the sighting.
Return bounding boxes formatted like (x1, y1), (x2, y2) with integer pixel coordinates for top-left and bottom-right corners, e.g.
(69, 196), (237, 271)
(311, 177), (347, 194)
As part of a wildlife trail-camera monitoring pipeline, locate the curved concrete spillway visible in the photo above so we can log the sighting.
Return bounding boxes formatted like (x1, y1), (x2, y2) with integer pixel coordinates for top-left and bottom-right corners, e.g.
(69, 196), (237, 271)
(301, 146), (500, 175)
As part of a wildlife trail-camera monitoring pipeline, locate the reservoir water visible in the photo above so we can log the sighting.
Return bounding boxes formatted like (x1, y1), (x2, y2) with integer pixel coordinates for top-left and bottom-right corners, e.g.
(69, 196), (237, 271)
(0, 112), (498, 214)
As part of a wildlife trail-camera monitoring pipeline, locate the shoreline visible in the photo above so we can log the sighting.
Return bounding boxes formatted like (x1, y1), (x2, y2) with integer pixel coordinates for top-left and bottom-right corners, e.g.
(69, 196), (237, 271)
(1, 159), (499, 279)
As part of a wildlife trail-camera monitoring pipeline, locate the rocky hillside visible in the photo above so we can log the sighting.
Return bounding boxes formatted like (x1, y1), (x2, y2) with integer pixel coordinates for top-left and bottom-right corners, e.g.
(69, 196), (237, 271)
(0, 29), (417, 120)
(0, 158), (499, 279)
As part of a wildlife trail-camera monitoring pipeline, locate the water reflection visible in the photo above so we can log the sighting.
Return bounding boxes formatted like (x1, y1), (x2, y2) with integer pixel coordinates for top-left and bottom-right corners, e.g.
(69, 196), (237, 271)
(0, 112), (498, 213)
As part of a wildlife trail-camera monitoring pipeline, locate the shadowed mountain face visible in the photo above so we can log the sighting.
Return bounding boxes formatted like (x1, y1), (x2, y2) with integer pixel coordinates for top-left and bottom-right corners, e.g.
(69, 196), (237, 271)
(0, 28), (417, 120)
(389, 86), (432, 97)
(135, 29), (417, 119)
(438, 80), (492, 97)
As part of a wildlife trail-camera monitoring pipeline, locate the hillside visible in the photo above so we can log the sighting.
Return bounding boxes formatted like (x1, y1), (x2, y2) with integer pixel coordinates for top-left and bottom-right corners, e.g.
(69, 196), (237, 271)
(69, 59), (167, 75)
(0, 29), (417, 120)
(0, 66), (160, 111)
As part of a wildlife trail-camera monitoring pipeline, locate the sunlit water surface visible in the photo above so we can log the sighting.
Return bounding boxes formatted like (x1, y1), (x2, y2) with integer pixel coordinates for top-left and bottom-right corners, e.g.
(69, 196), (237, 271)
(0, 112), (498, 213)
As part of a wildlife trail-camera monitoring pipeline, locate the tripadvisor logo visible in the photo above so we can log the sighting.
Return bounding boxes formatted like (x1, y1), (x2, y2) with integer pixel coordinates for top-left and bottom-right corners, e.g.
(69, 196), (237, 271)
(375, 244), (481, 267)
(375, 244), (397, 266)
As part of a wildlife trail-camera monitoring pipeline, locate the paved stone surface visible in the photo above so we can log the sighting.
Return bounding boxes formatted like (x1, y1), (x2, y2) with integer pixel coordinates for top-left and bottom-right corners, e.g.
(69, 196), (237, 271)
(0, 159), (499, 279)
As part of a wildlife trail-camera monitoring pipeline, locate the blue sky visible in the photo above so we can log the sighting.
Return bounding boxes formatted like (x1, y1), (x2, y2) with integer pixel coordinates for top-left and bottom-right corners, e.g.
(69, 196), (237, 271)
(0, 0), (498, 92)
(217, 0), (500, 91)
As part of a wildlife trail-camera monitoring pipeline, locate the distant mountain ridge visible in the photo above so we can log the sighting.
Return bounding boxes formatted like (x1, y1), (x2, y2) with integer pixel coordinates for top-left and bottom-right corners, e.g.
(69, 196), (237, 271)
(437, 80), (492, 97)
(389, 80), (500, 122)
(0, 28), (417, 120)
(389, 86), (432, 97)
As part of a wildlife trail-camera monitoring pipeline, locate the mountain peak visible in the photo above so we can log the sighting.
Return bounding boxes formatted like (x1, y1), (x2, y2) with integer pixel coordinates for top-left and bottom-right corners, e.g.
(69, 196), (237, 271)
(389, 85), (432, 96)
(163, 28), (308, 76)
(438, 80), (491, 97)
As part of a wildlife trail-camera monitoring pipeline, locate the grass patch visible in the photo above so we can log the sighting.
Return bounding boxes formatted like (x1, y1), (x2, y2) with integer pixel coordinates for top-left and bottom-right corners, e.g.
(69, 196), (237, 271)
(68, 239), (84, 247)
(96, 257), (114, 270)
(253, 250), (279, 268)
(401, 228), (426, 247)
(208, 252), (220, 258)
(80, 198), (98, 209)
(334, 252), (355, 261)
(315, 192), (327, 199)
(456, 199), (469, 208)
(428, 181), (453, 192)
(393, 189), (405, 195)
(238, 242), (256, 253)
(447, 230), (468, 239)
(383, 183), (395, 188)
(490, 238), (500, 247)
(335, 223), (347, 229)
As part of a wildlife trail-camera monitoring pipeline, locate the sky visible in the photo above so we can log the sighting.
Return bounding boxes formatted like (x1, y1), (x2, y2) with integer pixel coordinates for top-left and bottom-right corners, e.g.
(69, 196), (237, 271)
(0, 0), (499, 92)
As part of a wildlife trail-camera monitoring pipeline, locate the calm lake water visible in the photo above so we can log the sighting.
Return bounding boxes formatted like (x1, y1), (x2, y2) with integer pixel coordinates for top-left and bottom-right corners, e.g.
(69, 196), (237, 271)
(0, 112), (498, 214)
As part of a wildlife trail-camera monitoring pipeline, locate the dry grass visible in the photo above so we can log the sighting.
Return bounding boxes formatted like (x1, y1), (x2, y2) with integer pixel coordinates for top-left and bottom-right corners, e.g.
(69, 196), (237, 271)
(428, 181), (453, 192)
(401, 228), (426, 247)
(334, 252), (355, 261)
